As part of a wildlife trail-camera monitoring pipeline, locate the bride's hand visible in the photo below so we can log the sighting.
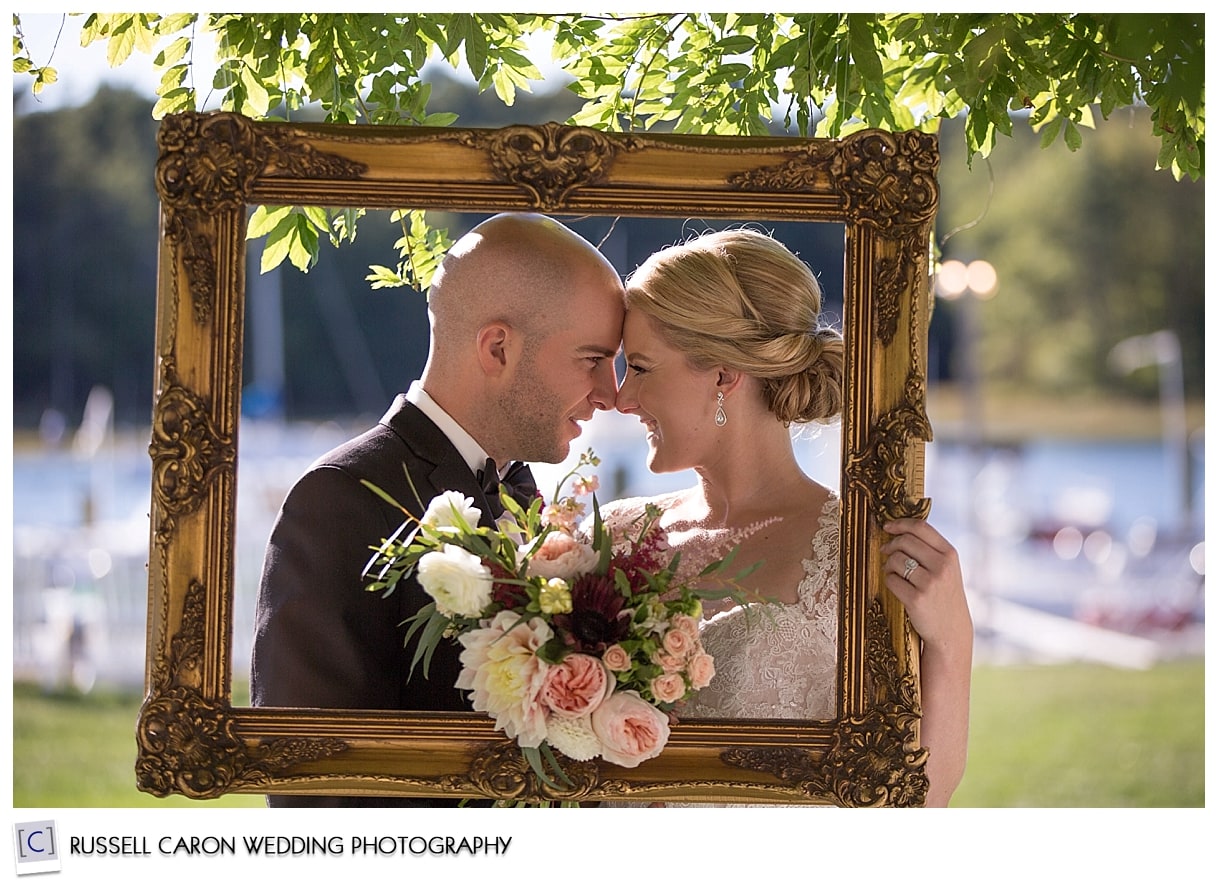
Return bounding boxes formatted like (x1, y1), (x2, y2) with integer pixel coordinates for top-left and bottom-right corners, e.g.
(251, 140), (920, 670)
(879, 518), (972, 651)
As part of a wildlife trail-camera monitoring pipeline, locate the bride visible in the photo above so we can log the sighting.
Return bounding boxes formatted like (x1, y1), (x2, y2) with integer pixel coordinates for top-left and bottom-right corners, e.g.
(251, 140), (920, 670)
(600, 228), (973, 806)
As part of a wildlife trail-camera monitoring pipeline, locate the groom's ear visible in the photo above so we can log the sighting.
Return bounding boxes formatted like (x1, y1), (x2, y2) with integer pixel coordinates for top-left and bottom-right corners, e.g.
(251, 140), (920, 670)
(475, 322), (515, 377)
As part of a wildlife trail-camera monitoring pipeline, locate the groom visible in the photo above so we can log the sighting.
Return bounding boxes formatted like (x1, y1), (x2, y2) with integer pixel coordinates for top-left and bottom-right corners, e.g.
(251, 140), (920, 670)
(251, 213), (625, 807)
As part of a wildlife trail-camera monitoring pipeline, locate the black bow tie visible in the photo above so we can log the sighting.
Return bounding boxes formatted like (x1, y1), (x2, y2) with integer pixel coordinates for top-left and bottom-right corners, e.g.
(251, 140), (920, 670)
(477, 458), (538, 514)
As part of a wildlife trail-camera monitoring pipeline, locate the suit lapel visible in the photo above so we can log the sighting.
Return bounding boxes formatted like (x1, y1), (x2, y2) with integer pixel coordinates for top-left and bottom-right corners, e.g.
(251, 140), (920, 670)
(380, 395), (500, 528)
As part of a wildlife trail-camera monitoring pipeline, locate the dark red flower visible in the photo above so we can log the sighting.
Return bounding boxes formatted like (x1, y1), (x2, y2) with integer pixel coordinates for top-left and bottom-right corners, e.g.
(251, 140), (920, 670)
(552, 572), (630, 652)
(488, 561), (528, 609)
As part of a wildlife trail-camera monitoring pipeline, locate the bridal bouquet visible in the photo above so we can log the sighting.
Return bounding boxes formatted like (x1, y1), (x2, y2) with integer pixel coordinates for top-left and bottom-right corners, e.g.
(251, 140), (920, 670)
(362, 451), (748, 780)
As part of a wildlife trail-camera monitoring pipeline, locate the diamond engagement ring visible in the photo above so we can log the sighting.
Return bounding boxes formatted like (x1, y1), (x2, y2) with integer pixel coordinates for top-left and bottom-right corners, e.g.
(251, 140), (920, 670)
(903, 557), (919, 579)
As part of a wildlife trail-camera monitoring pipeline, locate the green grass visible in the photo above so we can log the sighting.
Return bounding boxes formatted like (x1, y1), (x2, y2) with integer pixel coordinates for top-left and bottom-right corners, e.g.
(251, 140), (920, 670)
(12, 661), (1205, 807)
(12, 680), (265, 808)
(950, 660), (1205, 807)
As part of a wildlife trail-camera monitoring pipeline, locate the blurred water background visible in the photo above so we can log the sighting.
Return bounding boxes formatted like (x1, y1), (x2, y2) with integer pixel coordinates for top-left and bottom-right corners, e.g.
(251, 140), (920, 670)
(11, 401), (1205, 694)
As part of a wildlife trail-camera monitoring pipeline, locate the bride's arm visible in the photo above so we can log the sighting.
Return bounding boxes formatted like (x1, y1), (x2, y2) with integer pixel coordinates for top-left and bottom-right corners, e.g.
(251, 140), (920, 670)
(879, 518), (974, 807)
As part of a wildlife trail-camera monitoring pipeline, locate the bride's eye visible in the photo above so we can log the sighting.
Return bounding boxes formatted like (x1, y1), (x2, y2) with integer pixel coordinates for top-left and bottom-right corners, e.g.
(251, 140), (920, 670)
(626, 362), (649, 375)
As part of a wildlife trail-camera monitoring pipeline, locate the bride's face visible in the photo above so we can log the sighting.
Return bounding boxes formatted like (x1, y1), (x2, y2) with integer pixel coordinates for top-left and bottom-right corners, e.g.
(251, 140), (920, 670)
(616, 309), (720, 474)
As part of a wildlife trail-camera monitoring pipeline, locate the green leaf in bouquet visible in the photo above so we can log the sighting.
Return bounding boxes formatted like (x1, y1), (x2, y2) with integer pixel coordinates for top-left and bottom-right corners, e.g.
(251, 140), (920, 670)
(363, 559), (406, 597)
(697, 543), (740, 577)
(613, 568), (632, 599)
(361, 524), (425, 595)
(359, 478), (410, 514)
(403, 602), (451, 681)
(498, 489), (533, 533)
(458, 530), (496, 561)
(521, 742), (577, 793)
(535, 638), (568, 666)
(729, 560), (764, 581)
(591, 496), (614, 574)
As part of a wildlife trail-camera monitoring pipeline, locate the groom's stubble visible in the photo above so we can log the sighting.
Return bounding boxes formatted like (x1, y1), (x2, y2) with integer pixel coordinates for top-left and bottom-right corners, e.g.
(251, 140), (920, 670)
(492, 343), (574, 465)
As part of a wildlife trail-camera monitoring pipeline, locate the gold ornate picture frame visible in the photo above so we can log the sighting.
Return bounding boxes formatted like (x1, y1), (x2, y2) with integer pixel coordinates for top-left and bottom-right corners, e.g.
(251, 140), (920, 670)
(138, 112), (938, 805)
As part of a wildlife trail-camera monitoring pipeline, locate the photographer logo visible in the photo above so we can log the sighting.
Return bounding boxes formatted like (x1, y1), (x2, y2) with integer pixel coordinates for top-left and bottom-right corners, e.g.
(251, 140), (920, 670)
(12, 821), (60, 876)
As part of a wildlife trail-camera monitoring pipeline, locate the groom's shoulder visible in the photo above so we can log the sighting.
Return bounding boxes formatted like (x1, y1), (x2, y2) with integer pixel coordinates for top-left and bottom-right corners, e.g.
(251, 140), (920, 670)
(309, 420), (401, 470)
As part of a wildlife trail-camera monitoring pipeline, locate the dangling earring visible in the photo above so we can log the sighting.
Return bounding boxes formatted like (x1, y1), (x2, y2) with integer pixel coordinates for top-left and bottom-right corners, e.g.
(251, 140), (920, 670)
(714, 391), (727, 427)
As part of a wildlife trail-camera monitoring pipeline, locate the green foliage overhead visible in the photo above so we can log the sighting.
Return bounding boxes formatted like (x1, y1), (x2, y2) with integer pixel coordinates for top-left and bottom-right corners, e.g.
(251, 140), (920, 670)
(13, 12), (1204, 280)
(10, 76), (1204, 427)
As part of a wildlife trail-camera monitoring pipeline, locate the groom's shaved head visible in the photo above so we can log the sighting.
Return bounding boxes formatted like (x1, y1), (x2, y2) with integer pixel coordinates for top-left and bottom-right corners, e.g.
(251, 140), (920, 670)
(419, 213), (624, 464)
(428, 212), (620, 353)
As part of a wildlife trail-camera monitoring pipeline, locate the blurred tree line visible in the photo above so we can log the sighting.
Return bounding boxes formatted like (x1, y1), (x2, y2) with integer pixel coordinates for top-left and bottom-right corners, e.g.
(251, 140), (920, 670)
(934, 107), (1204, 404)
(11, 77), (1203, 431)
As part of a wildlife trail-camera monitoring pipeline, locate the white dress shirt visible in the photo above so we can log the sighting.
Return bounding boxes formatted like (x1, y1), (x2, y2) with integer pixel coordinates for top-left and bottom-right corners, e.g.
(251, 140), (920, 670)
(405, 381), (495, 478)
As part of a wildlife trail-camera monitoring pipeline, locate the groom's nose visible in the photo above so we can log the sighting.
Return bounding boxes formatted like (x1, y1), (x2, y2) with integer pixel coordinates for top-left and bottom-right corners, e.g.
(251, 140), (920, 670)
(589, 358), (618, 411)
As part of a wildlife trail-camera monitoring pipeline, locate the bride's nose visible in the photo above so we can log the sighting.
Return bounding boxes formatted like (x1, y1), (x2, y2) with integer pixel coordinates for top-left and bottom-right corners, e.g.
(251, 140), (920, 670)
(616, 372), (639, 415)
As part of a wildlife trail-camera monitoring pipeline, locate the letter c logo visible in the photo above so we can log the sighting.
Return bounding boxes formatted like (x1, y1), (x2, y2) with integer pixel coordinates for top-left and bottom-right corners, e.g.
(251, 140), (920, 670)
(25, 830), (46, 853)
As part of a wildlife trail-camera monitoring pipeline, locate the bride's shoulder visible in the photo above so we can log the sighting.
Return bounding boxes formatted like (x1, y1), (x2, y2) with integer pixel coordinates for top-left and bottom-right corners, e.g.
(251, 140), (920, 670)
(598, 489), (689, 526)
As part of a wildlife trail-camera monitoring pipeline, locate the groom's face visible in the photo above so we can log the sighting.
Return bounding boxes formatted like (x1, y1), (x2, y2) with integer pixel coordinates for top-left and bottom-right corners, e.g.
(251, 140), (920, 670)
(495, 269), (624, 463)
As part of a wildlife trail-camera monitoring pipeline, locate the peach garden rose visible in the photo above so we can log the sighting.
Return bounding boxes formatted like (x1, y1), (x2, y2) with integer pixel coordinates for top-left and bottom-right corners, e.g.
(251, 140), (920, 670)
(541, 653), (612, 719)
(524, 530), (598, 580)
(590, 691), (671, 768)
(672, 613), (700, 639)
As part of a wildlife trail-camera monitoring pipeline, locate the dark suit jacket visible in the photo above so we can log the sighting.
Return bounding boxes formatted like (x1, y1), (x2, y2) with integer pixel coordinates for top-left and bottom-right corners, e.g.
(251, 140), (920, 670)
(251, 395), (500, 807)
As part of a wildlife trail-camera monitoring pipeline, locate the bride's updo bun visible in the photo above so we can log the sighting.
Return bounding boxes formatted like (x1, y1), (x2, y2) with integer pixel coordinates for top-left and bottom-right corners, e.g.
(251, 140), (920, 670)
(625, 229), (844, 425)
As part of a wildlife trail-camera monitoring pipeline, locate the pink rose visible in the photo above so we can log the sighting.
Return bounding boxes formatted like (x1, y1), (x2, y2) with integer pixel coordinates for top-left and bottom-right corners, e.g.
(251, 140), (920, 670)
(653, 650), (684, 674)
(525, 530), (598, 580)
(541, 653), (611, 719)
(590, 691), (671, 768)
(687, 651), (715, 690)
(662, 626), (695, 658)
(672, 613), (700, 639)
(650, 672), (687, 704)
(602, 644), (632, 672)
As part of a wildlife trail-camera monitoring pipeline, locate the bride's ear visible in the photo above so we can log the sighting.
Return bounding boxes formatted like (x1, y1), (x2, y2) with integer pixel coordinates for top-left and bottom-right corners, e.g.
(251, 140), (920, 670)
(715, 368), (744, 397)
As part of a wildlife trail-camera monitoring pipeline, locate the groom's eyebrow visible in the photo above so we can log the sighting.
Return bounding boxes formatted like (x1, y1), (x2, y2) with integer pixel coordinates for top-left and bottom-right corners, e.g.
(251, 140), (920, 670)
(579, 344), (619, 358)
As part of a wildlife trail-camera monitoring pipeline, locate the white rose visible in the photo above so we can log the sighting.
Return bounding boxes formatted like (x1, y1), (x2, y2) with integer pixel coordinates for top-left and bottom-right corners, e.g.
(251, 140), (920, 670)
(416, 544), (493, 618)
(420, 490), (482, 533)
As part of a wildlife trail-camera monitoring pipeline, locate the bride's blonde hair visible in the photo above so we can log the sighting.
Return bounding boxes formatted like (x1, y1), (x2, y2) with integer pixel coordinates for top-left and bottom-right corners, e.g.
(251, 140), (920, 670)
(625, 228), (844, 425)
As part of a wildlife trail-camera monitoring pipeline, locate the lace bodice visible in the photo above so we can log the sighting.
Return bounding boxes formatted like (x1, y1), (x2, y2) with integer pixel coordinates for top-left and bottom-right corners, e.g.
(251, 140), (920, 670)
(600, 493), (839, 721)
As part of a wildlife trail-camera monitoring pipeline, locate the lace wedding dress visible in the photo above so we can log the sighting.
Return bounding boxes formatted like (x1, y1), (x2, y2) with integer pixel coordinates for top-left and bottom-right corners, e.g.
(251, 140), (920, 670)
(598, 492), (840, 808)
(601, 492), (840, 722)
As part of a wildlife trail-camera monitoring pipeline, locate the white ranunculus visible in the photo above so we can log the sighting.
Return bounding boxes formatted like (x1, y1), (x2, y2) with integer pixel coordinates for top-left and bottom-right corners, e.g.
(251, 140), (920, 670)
(416, 544), (493, 618)
(420, 490), (482, 534)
